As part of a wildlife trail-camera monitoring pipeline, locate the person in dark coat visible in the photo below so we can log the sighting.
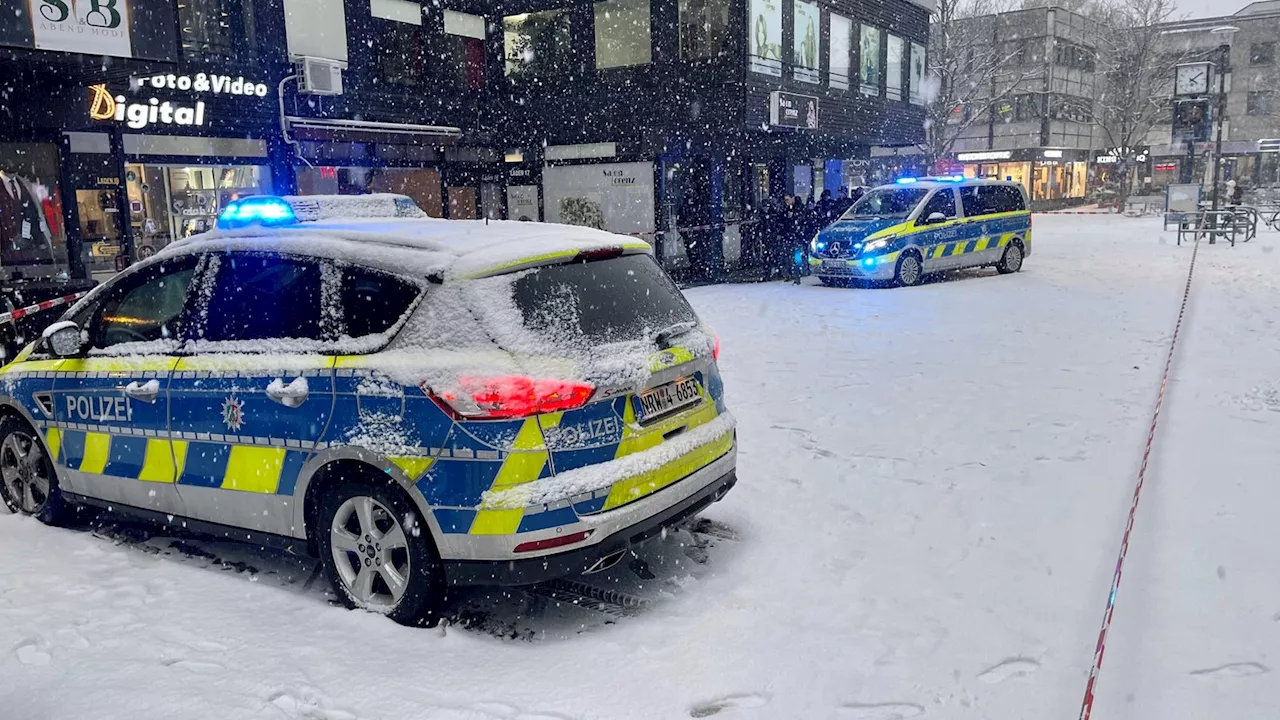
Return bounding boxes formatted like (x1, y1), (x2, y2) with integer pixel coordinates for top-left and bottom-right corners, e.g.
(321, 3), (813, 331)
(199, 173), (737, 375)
(817, 189), (838, 227)
(679, 188), (709, 281)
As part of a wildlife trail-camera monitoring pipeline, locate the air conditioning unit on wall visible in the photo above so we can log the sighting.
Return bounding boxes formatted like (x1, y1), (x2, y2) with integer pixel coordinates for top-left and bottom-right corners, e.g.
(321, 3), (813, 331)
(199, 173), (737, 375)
(298, 57), (344, 95)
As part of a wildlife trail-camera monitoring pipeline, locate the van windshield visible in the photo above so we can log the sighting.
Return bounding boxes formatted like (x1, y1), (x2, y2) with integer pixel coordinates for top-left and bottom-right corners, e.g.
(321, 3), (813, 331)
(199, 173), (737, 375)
(843, 187), (930, 219)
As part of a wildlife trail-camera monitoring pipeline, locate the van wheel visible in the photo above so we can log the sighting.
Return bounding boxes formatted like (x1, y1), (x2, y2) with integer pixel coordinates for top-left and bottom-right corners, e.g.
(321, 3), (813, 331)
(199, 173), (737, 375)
(0, 416), (68, 525)
(317, 478), (446, 626)
(894, 252), (923, 287)
(997, 242), (1024, 274)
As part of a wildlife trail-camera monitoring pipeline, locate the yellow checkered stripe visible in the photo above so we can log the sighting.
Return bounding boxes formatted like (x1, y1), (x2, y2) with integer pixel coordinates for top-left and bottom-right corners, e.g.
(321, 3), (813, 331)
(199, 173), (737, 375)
(465, 383), (730, 535)
(926, 232), (1015, 260)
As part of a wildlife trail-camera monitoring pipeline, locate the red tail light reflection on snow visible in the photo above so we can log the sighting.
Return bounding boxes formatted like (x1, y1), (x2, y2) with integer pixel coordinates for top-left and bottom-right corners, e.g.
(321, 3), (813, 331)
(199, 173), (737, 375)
(431, 376), (595, 419)
(713, 333), (721, 361)
(513, 529), (594, 553)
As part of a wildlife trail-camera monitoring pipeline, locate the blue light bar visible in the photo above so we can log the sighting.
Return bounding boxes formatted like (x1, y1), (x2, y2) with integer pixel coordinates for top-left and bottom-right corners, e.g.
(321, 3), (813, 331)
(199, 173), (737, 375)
(217, 196), (298, 229)
(895, 177), (918, 184)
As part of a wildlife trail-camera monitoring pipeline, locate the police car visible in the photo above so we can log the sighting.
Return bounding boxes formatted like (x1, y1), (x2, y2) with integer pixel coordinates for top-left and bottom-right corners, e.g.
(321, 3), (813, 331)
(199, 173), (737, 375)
(0, 195), (736, 625)
(809, 177), (1031, 287)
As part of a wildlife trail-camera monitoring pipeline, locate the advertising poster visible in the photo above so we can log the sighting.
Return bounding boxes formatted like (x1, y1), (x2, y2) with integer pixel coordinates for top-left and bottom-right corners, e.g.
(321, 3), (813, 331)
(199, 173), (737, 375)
(506, 185), (540, 222)
(860, 24), (881, 96)
(886, 34), (904, 100)
(829, 14), (852, 90)
(792, 1), (820, 84)
(28, 0), (132, 57)
(543, 162), (656, 242)
(910, 42), (927, 105)
(748, 0), (782, 77)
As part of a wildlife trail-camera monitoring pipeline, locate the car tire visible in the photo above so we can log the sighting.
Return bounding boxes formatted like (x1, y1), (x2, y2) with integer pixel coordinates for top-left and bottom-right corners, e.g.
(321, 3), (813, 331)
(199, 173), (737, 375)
(0, 415), (69, 525)
(996, 241), (1024, 274)
(316, 476), (446, 626)
(894, 251), (923, 287)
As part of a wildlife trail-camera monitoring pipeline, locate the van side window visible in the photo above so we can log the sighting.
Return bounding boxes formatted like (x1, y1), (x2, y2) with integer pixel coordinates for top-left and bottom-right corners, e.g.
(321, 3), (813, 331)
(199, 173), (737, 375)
(921, 188), (958, 220)
(978, 186), (1026, 214)
(959, 186), (984, 217)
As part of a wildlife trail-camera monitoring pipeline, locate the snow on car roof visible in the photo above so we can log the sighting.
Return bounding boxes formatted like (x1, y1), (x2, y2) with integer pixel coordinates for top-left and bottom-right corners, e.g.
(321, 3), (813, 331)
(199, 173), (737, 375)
(158, 198), (653, 281)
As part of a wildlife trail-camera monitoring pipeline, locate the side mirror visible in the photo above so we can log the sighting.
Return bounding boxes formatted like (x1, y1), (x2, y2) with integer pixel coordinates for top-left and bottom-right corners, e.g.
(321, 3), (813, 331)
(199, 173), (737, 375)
(925, 212), (948, 224)
(42, 321), (83, 358)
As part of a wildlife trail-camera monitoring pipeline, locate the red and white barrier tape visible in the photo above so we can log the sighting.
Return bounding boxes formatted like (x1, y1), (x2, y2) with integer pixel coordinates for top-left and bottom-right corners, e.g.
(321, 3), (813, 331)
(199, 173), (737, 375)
(1036, 209), (1118, 215)
(624, 219), (759, 238)
(1078, 234), (1202, 720)
(0, 292), (88, 326)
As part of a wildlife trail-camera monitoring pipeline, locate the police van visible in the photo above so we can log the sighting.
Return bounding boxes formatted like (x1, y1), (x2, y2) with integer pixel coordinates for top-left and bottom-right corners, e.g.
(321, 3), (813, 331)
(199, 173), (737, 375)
(0, 195), (736, 625)
(809, 177), (1031, 287)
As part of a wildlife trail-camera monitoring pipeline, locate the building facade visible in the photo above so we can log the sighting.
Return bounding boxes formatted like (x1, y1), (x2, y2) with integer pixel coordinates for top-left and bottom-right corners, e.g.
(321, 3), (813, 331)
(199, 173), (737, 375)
(1145, 1), (1280, 192)
(945, 6), (1104, 208)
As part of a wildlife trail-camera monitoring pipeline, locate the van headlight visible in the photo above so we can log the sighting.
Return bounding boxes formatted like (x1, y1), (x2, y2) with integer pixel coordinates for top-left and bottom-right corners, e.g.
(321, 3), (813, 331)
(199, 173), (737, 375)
(863, 238), (891, 252)
(810, 235), (826, 253)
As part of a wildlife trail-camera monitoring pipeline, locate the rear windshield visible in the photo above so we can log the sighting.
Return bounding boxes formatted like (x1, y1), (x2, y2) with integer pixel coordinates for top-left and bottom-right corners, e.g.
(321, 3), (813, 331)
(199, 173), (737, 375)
(511, 253), (697, 345)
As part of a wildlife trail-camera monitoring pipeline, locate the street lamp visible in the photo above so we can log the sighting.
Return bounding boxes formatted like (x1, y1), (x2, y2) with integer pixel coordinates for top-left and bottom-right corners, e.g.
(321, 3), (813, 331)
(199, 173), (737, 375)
(1208, 25), (1239, 242)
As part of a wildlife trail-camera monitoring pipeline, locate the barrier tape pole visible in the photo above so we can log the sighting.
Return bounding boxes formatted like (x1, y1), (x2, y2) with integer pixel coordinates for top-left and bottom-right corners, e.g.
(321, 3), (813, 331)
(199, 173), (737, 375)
(0, 291), (88, 327)
(1078, 235), (1202, 720)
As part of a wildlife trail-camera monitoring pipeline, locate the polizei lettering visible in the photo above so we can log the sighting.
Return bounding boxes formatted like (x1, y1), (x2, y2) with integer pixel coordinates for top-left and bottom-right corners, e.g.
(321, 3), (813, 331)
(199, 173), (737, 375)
(65, 395), (133, 422)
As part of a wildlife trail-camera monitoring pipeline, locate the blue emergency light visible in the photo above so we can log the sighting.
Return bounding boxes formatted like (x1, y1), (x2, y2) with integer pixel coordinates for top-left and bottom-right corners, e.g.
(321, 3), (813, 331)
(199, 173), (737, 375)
(895, 177), (918, 184)
(217, 196), (298, 229)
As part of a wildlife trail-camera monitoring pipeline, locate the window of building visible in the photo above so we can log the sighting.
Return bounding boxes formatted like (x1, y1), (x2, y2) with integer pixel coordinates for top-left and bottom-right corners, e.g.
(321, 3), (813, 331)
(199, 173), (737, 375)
(126, 164), (272, 258)
(505, 10), (573, 77)
(180, 0), (255, 61)
(829, 14), (852, 89)
(1, 142), (67, 273)
(371, 2), (425, 86)
(444, 10), (485, 90)
(860, 25), (881, 96)
(1250, 42), (1276, 65)
(679, 0), (729, 60)
(1248, 91), (1274, 116)
(1054, 41), (1095, 72)
(595, 0), (652, 69)
(1014, 94), (1042, 121)
(886, 34), (904, 101)
(1048, 94), (1092, 123)
(793, 1), (820, 84)
(910, 42), (927, 105)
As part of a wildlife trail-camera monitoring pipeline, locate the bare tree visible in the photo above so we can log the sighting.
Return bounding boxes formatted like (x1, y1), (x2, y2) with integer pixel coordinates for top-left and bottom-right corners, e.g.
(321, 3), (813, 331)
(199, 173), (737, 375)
(1089, 0), (1187, 203)
(921, 0), (1031, 170)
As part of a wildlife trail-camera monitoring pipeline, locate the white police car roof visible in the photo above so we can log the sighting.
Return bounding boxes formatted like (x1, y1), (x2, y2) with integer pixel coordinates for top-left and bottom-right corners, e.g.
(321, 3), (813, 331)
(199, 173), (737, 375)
(158, 194), (652, 280)
(880, 176), (1023, 189)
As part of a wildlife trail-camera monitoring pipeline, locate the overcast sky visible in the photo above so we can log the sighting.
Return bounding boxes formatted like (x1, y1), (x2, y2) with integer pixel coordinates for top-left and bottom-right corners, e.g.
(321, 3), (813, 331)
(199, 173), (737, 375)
(1179, 0), (1250, 18)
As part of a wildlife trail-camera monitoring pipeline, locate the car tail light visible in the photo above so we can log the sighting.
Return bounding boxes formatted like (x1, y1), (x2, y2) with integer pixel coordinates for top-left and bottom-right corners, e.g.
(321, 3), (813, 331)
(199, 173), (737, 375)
(431, 376), (595, 419)
(513, 529), (594, 553)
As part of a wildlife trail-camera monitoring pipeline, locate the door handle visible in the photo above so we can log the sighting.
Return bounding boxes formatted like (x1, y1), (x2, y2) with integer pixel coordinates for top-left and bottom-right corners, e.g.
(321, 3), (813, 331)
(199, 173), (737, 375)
(266, 377), (309, 408)
(121, 380), (160, 404)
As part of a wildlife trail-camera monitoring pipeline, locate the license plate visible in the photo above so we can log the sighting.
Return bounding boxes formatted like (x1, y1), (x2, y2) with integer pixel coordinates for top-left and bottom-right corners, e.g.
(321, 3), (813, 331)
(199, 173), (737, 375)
(822, 259), (850, 272)
(637, 377), (701, 422)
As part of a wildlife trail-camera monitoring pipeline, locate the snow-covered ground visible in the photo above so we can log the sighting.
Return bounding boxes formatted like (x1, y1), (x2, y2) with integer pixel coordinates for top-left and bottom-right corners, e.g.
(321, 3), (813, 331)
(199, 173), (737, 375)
(2, 215), (1277, 720)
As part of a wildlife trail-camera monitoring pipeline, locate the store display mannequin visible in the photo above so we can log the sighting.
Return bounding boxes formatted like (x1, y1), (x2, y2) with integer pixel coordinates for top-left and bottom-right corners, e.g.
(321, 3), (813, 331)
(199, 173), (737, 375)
(0, 167), (55, 266)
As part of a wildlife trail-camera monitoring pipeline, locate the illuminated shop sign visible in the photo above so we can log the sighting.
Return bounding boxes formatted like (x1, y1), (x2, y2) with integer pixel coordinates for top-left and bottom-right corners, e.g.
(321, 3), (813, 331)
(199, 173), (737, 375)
(87, 72), (269, 130)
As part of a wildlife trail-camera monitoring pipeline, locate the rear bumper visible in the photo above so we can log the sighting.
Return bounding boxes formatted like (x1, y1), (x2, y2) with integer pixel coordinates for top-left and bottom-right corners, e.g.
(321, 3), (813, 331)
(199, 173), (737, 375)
(442, 456), (737, 587)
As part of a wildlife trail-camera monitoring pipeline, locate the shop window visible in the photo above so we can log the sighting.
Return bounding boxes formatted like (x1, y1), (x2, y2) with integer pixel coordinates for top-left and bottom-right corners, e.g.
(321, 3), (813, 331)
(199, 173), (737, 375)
(1250, 42), (1276, 66)
(679, 0), (729, 61)
(505, 10), (573, 77)
(886, 34), (904, 101)
(1247, 91), (1274, 116)
(595, 0), (652, 69)
(180, 0), (255, 61)
(829, 14), (852, 89)
(792, 1), (820, 84)
(126, 164), (271, 258)
(371, 4), (425, 87)
(444, 10), (486, 90)
(859, 25), (881, 96)
(295, 166), (443, 218)
(1, 142), (67, 272)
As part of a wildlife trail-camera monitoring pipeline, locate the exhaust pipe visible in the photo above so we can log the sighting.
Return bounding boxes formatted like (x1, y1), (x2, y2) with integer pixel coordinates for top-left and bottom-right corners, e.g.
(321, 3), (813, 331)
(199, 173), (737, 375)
(584, 548), (627, 575)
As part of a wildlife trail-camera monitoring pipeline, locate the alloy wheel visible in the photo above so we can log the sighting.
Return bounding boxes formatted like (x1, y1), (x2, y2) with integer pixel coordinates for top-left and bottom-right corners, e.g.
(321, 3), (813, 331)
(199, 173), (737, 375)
(329, 495), (412, 609)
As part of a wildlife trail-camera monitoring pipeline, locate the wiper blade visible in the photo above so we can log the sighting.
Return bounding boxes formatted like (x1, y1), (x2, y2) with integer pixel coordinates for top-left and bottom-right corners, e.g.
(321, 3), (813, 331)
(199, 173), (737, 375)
(653, 320), (698, 347)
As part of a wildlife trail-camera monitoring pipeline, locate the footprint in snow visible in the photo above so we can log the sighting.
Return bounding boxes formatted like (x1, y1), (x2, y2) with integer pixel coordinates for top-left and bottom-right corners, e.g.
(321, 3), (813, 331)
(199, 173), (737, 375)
(14, 640), (51, 666)
(689, 693), (769, 717)
(837, 702), (924, 719)
(162, 658), (226, 673)
(1190, 662), (1269, 678)
(977, 657), (1041, 684)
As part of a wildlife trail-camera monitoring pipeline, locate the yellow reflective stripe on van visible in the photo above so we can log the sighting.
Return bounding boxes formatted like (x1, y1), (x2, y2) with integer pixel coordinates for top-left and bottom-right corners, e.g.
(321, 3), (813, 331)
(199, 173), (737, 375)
(865, 221), (911, 240)
(222, 445), (286, 494)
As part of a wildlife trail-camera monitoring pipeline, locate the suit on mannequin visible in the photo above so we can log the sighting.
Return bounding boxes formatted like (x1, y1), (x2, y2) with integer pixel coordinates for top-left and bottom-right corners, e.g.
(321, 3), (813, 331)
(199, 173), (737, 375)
(0, 169), (55, 267)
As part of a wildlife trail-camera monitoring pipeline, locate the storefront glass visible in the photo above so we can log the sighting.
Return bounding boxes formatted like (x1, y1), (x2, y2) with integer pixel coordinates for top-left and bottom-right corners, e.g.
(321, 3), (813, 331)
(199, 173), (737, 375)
(1029, 161), (1086, 201)
(126, 163), (271, 257)
(0, 142), (68, 274)
(963, 161), (1031, 188)
(296, 166), (443, 218)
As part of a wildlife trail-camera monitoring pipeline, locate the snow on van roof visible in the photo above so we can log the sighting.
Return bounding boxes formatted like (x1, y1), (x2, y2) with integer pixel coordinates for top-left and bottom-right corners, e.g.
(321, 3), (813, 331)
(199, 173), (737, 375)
(159, 197), (653, 280)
